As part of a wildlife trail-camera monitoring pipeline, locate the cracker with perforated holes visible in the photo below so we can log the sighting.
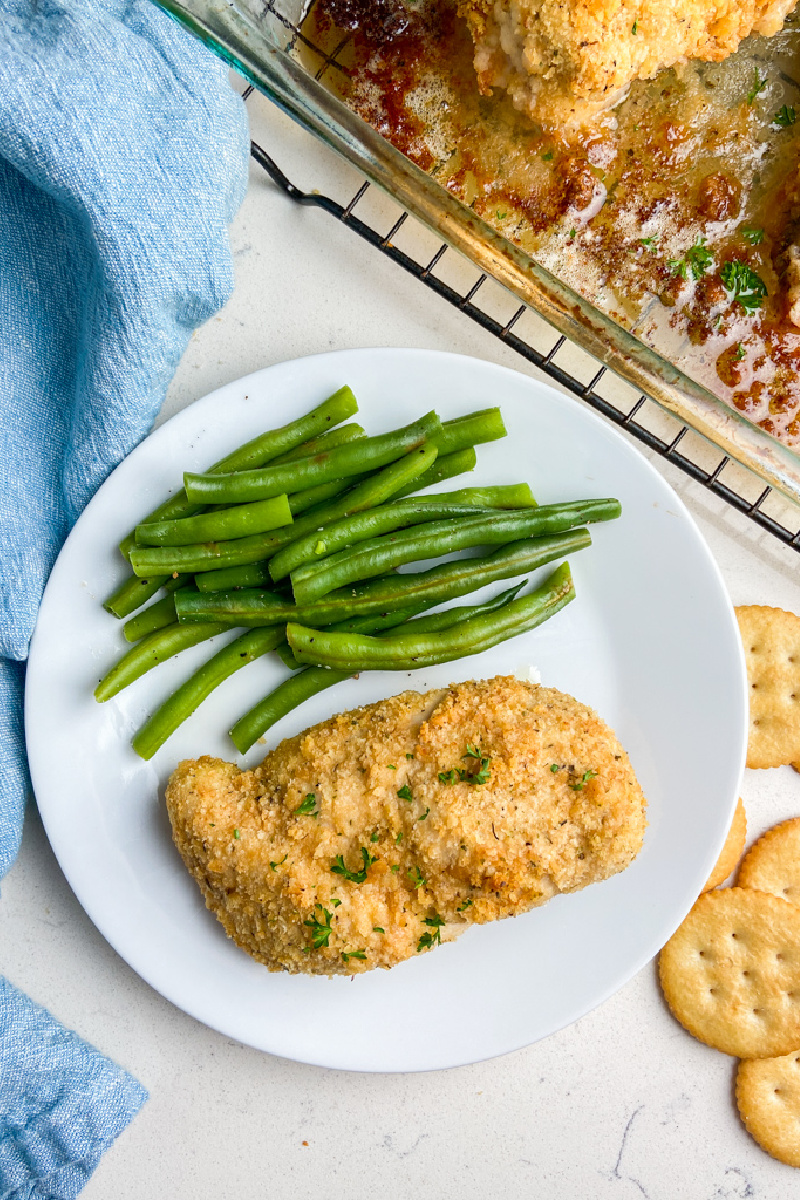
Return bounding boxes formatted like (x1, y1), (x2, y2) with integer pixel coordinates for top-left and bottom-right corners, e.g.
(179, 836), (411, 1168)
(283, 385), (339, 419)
(702, 798), (747, 893)
(738, 818), (800, 909)
(736, 606), (800, 769)
(658, 888), (800, 1058)
(737, 1051), (800, 1167)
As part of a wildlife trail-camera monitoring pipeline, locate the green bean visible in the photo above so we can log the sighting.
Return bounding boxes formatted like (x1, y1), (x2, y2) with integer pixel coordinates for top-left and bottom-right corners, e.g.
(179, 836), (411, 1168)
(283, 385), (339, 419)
(195, 561), (273, 593)
(135, 494), (293, 547)
(268, 486), (537, 583)
(392, 447), (476, 499)
(428, 484), (536, 508)
(230, 668), (353, 753)
(118, 388), (358, 561)
(132, 627), (286, 760)
(129, 535), (277, 578)
(267, 421), (364, 465)
(104, 571), (189, 619)
(105, 573), (170, 618)
(175, 529), (590, 625)
(94, 621), (230, 702)
(287, 476), (367, 515)
(434, 408), (506, 456)
(288, 563), (574, 671)
(230, 584), (528, 751)
(290, 499), (620, 604)
(123, 595), (178, 642)
(183, 412), (441, 505)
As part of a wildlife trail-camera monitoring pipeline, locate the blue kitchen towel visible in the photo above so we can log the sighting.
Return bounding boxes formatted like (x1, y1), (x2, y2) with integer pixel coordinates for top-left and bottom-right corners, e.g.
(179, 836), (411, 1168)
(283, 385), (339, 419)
(0, 0), (250, 1194)
(0, 978), (149, 1199)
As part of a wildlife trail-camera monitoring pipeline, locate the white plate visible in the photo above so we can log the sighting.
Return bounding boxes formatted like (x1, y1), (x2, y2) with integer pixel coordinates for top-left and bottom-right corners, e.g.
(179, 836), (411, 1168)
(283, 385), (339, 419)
(25, 348), (747, 1073)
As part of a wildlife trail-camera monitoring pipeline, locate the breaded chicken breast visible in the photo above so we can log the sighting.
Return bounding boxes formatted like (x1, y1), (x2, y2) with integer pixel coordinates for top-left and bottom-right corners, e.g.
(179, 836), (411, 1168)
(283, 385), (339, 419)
(166, 677), (646, 975)
(458, 0), (797, 127)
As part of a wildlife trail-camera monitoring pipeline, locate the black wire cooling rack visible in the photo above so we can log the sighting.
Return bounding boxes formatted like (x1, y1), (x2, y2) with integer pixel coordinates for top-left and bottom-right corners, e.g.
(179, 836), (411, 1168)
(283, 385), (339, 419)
(239, 16), (800, 553)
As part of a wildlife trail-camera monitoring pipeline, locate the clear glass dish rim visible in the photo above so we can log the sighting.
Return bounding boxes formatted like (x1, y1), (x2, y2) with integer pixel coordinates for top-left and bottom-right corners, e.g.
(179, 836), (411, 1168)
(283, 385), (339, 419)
(156, 0), (800, 508)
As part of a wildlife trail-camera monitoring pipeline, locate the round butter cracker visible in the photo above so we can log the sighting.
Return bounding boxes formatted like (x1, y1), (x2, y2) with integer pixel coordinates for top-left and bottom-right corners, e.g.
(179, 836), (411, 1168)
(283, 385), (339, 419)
(736, 606), (800, 769)
(737, 1051), (800, 1167)
(659, 888), (800, 1058)
(702, 798), (747, 892)
(738, 818), (800, 909)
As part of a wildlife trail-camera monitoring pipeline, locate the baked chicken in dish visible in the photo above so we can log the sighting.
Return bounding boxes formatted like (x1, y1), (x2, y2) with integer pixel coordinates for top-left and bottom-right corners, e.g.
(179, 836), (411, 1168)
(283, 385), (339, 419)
(457, 0), (798, 127)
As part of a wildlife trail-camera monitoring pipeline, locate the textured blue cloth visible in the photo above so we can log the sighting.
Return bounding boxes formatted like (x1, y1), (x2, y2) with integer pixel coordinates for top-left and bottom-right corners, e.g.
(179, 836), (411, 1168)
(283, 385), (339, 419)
(0, 979), (149, 1199)
(0, 0), (250, 1195)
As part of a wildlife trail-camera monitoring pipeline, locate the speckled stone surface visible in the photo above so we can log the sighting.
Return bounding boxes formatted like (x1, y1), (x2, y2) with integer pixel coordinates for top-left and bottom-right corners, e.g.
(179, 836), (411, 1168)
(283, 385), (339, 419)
(5, 81), (800, 1199)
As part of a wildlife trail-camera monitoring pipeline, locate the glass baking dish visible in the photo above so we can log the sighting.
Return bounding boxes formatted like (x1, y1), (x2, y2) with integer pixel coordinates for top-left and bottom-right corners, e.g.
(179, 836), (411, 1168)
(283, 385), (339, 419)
(155, 0), (800, 506)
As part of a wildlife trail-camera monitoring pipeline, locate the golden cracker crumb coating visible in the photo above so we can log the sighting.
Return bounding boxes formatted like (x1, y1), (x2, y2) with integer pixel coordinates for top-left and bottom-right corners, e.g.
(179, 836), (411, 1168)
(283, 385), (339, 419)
(166, 677), (646, 975)
(457, 0), (797, 129)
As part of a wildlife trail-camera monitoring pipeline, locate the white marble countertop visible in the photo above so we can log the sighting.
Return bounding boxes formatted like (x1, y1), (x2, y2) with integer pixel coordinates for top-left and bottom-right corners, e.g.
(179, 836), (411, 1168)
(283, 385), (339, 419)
(5, 82), (800, 1199)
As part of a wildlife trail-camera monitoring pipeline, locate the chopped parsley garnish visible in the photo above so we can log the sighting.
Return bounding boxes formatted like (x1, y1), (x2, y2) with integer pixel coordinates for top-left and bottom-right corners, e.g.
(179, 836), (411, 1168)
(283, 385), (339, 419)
(396, 832), (404, 844)
(295, 793), (318, 817)
(639, 236), (657, 248)
(463, 746), (492, 785)
(330, 847), (376, 884)
(569, 769), (599, 791)
(746, 68), (767, 104)
(405, 753), (414, 760)
(391, 864), (399, 873)
(304, 904), (334, 948)
(417, 913), (445, 952)
(720, 259), (768, 314)
(457, 898), (473, 912)
(342, 950), (366, 964)
(331, 898), (341, 907)
(438, 748), (492, 786)
(373, 926), (385, 933)
(569, 228), (576, 239)
(269, 854), (287, 871)
(541, 151), (554, 162)
(741, 227), (765, 245)
(686, 237), (713, 278)
(407, 865), (427, 889)
(233, 829), (241, 839)
(631, 18), (637, 33)
(387, 764), (397, 770)
(774, 104), (796, 127)
(550, 763), (560, 773)
(669, 237), (712, 281)
(418, 807), (430, 821)
(735, 342), (747, 361)
(370, 831), (379, 843)
(397, 784), (413, 801)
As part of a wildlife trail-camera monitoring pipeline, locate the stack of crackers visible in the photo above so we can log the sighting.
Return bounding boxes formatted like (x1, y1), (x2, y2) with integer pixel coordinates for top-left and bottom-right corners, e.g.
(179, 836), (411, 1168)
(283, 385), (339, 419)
(658, 606), (800, 1168)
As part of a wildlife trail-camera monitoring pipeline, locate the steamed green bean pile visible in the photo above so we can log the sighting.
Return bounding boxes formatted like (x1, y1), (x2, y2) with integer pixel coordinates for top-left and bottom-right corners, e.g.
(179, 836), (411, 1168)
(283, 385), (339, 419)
(94, 388), (621, 759)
